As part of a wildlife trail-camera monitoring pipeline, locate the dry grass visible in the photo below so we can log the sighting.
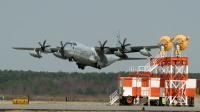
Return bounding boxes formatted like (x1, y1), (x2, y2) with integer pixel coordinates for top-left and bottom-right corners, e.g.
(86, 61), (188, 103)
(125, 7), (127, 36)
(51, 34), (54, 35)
(1, 94), (110, 103)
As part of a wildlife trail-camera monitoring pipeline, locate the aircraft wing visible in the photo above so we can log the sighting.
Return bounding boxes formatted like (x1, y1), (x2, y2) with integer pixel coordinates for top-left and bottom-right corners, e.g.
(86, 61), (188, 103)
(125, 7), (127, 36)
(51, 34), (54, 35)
(94, 47), (121, 54)
(12, 47), (60, 52)
(95, 45), (158, 54)
(130, 45), (158, 52)
(12, 47), (38, 50)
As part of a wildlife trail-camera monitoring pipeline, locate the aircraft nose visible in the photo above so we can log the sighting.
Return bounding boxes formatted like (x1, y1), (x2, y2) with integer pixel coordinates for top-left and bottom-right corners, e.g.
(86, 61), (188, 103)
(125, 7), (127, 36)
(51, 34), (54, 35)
(64, 46), (72, 55)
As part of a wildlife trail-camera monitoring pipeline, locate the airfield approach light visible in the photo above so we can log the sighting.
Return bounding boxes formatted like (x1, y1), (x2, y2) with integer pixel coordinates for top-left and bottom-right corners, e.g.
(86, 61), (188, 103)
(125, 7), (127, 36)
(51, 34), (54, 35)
(173, 35), (190, 56)
(158, 36), (173, 57)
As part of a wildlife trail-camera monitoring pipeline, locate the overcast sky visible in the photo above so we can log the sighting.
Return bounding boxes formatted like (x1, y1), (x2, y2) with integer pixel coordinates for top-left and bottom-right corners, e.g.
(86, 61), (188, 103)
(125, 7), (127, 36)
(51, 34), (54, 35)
(0, 0), (199, 73)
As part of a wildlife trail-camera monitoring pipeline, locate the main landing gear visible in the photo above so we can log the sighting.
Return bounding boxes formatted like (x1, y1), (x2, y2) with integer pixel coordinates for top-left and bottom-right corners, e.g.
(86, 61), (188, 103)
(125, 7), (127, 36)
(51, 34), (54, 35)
(68, 57), (74, 62)
(95, 63), (102, 70)
(77, 63), (85, 70)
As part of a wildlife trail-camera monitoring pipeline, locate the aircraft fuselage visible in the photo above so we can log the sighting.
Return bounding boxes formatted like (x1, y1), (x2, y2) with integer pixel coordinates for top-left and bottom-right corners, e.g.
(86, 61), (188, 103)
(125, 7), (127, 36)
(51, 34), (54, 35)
(64, 41), (119, 69)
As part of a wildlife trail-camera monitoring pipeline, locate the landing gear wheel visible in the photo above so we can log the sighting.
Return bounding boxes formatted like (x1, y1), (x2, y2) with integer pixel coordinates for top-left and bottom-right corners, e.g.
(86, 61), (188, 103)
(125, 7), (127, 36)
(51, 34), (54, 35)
(68, 57), (72, 62)
(98, 65), (101, 69)
(77, 64), (85, 70)
(78, 64), (81, 69)
(95, 62), (98, 68)
(69, 57), (74, 62)
(81, 66), (85, 70)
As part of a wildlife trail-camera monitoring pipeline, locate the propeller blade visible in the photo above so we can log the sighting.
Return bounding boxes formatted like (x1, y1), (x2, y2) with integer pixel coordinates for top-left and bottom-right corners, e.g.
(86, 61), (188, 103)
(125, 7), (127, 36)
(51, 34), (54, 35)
(43, 39), (46, 46)
(99, 41), (103, 47)
(123, 38), (127, 45)
(60, 40), (63, 47)
(103, 40), (108, 47)
(124, 44), (131, 46)
(45, 45), (51, 47)
(63, 42), (67, 47)
(99, 40), (108, 51)
(38, 41), (42, 47)
(118, 39), (123, 46)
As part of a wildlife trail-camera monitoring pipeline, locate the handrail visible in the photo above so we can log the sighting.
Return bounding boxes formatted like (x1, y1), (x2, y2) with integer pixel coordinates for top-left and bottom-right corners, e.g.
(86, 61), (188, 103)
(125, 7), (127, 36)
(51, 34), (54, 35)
(109, 90), (119, 105)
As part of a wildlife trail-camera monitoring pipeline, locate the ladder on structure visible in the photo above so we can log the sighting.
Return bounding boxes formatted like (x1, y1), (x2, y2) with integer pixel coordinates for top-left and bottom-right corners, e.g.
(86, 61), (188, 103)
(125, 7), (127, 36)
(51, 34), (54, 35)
(129, 54), (163, 75)
(109, 90), (119, 105)
(144, 54), (163, 72)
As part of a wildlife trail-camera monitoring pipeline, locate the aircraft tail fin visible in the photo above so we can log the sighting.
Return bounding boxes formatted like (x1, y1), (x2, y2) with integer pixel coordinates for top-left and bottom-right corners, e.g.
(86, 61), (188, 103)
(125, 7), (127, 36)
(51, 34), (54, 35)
(111, 29), (121, 47)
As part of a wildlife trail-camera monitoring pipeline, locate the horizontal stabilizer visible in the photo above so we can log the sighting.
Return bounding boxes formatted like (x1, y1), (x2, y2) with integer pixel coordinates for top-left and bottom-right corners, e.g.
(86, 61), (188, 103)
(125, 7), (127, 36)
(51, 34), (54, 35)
(119, 57), (147, 60)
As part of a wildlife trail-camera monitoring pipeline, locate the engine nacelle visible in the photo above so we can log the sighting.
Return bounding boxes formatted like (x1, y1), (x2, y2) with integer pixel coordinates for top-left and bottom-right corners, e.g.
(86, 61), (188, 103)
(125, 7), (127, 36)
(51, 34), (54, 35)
(114, 51), (123, 57)
(53, 52), (67, 60)
(114, 51), (128, 58)
(124, 46), (132, 52)
(140, 49), (152, 57)
(89, 55), (100, 63)
(103, 48), (110, 53)
(29, 51), (42, 58)
(43, 47), (53, 53)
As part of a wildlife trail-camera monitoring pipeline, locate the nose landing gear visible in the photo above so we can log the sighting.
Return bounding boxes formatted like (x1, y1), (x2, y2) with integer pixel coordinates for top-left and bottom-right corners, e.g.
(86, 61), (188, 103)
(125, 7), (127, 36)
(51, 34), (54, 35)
(68, 57), (74, 62)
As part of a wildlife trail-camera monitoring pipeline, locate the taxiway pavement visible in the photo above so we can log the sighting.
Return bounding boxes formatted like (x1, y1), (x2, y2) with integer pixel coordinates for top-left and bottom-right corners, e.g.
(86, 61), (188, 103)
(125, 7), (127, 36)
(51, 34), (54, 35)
(0, 104), (200, 111)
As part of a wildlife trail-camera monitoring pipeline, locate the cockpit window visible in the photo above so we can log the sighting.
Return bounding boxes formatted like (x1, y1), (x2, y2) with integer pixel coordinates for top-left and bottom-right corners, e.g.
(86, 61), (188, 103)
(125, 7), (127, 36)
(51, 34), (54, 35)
(72, 42), (77, 46)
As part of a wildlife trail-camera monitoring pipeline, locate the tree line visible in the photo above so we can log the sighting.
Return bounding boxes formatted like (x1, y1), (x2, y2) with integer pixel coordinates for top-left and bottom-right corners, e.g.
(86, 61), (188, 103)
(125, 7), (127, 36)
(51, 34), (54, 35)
(0, 70), (128, 96)
(0, 70), (199, 96)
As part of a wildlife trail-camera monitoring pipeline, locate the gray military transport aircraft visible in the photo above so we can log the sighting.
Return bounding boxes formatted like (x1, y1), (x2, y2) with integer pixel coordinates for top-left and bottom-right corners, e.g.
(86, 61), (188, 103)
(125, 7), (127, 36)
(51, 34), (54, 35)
(12, 32), (158, 70)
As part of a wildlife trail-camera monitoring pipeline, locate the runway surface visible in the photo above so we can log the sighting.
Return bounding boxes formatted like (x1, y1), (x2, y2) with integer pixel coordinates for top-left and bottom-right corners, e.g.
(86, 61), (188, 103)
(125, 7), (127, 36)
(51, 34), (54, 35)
(0, 104), (200, 111)
(0, 101), (199, 111)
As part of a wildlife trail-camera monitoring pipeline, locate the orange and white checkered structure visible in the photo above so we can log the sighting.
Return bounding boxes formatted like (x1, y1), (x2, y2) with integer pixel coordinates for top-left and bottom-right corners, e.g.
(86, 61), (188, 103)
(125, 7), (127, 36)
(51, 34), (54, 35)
(119, 55), (196, 105)
(119, 77), (165, 98)
(120, 77), (196, 97)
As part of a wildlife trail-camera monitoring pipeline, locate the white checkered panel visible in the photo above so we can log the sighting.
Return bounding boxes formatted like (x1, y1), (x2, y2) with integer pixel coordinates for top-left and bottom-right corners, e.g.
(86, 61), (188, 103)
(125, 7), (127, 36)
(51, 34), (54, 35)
(123, 87), (132, 96)
(151, 78), (160, 87)
(141, 87), (149, 96)
(186, 79), (196, 88)
(132, 77), (141, 87)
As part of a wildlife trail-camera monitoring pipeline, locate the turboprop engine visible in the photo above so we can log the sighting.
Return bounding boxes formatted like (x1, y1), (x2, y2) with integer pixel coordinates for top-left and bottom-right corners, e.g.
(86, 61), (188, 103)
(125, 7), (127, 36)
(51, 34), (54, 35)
(158, 36), (173, 56)
(173, 35), (189, 56)
(53, 52), (67, 60)
(29, 51), (42, 58)
(114, 50), (128, 58)
(140, 48), (152, 57)
(114, 50), (123, 57)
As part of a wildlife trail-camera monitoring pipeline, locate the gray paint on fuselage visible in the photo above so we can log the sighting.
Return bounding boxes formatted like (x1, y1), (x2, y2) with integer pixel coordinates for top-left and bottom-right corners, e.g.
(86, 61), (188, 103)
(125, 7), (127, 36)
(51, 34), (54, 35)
(64, 41), (120, 68)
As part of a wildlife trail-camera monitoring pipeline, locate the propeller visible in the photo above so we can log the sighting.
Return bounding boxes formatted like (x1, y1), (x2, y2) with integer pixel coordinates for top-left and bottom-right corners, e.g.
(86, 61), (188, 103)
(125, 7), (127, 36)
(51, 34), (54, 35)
(118, 38), (131, 52)
(56, 40), (68, 57)
(60, 40), (67, 51)
(38, 39), (51, 52)
(99, 40), (108, 51)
